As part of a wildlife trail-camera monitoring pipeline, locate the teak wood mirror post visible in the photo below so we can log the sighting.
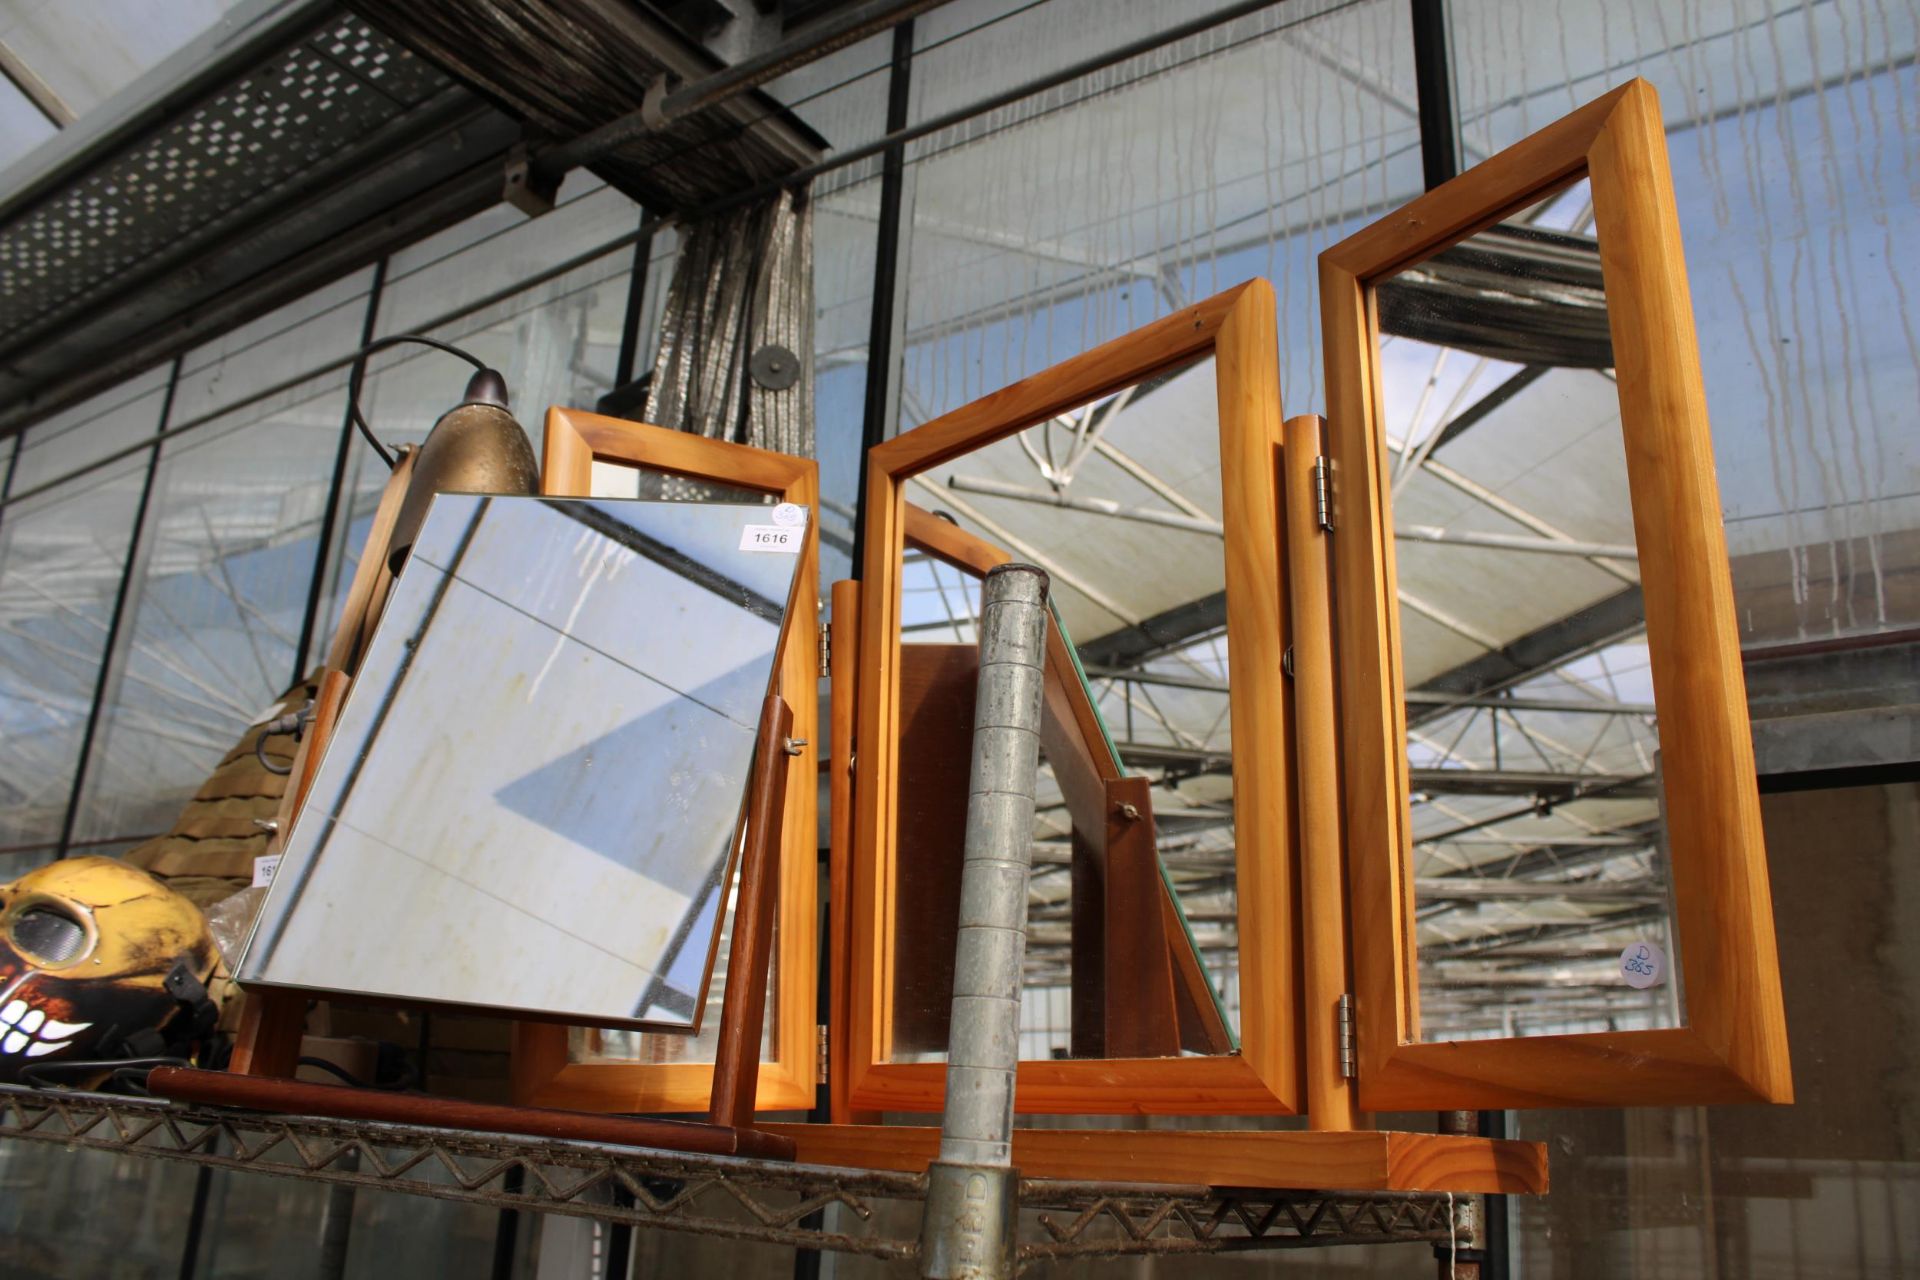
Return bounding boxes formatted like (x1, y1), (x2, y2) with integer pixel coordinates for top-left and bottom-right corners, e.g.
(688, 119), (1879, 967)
(513, 408), (820, 1115)
(849, 279), (1301, 1115)
(1319, 79), (1790, 1110)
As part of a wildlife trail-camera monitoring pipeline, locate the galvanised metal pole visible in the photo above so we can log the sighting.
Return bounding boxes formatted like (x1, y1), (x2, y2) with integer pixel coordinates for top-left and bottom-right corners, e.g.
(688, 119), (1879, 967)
(919, 563), (1049, 1280)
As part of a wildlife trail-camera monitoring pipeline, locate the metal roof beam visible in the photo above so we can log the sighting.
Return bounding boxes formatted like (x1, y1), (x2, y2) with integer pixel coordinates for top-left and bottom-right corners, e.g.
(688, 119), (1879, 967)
(1090, 664), (1655, 720)
(0, 37), (74, 128)
(1406, 689), (1653, 716)
(533, 0), (951, 178)
(1419, 903), (1666, 960)
(1413, 877), (1665, 903)
(1408, 585), (1646, 713)
(1411, 767), (1655, 800)
(1079, 592), (1226, 669)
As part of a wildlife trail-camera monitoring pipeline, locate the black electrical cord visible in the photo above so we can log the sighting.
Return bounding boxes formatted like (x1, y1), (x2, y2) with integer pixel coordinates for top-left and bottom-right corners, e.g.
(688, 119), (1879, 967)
(295, 1056), (374, 1089)
(295, 1052), (417, 1092)
(253, 701), (311, 776)
(345, 334), (488, 470)
(19, 1055), (191, 1092)
(255, 739), (293, 776)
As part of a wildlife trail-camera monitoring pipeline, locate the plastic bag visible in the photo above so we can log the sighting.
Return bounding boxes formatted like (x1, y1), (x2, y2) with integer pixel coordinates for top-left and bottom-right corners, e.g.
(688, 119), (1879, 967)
(203, 885), (267, 968)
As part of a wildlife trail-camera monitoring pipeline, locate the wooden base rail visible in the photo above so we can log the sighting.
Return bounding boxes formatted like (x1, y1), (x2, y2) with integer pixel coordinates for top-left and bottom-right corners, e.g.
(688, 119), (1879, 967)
(766, 1123), (1547, 1195)
(149, 1067), (795, 1161)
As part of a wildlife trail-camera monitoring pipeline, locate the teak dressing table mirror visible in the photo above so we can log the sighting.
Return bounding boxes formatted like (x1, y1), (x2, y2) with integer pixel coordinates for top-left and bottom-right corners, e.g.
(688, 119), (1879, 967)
(1317, 78), (1790, 1111)
(237, 490), (802, 1034)
(797, 78), (1784, 1189)
(171, 415), (817, 1159)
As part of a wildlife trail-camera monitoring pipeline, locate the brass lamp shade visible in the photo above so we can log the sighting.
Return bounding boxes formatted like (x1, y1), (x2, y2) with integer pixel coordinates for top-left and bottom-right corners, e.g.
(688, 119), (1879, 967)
(385, 369), (541, 572)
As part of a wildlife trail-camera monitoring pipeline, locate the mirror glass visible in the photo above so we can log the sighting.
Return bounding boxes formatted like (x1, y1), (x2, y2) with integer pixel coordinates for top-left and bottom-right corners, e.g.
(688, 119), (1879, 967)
(567, 860), (778, 1065)
(239, 492), (807, 1030)
(572, 462), (790, 1066)
(887, 355), (1238, 1064)
(1374, 179), (1683, 1042)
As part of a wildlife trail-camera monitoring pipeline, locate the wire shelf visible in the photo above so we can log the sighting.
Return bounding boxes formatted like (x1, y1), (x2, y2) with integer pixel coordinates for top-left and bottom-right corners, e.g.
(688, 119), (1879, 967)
(0, 1083), (1452, 1266)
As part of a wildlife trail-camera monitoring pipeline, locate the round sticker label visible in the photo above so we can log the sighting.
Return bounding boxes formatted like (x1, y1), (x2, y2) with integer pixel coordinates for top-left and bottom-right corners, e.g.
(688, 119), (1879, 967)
(771, 502), (806, 527)
(1619, 940), (1666, 989)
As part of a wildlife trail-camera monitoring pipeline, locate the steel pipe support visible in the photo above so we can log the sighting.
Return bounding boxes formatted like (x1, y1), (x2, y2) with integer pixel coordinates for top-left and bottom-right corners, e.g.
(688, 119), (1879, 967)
(920, 563), (1049, 1280)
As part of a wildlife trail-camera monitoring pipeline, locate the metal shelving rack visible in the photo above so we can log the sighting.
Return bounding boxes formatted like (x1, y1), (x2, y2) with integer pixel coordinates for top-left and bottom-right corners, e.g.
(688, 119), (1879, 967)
(0, 1084), (1454, 1266)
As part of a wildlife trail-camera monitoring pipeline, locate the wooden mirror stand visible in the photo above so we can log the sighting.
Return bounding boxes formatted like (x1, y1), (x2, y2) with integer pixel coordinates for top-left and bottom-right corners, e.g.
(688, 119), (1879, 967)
(150, 429), (804, 1161)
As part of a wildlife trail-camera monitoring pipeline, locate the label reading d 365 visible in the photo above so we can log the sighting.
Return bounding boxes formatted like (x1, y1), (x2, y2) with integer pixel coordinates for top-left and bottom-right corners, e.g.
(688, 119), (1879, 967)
(1619, 940), (1666, 989)
(739, 524), (801, 553)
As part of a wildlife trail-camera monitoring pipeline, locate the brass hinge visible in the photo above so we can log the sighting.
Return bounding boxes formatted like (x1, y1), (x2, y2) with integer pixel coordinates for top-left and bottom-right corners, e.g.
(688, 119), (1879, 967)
(818, 619), (831, 678)
(1312, 456), (1335, 533)
(816, 1024), (830, 1085)
(1336, 993), (1357, 1079)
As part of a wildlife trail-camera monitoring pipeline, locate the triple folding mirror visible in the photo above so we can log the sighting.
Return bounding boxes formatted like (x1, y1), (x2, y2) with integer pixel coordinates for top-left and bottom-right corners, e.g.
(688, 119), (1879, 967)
(849, 78), (1788, 1119)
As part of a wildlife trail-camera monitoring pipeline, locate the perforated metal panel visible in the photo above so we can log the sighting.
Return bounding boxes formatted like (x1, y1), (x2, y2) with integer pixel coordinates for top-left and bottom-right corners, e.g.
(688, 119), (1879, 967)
(0, 14), (451, 349)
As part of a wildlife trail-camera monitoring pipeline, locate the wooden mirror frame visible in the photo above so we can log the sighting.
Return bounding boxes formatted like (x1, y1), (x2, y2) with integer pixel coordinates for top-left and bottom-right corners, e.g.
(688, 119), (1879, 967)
(513, 408), (820, 1114)
(849, 280), (1301, 1115)
(1319, 79), (1790, 1110)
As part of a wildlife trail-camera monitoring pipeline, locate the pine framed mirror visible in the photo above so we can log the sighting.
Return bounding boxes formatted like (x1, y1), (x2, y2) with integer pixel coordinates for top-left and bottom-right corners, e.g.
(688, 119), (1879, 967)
(849, 281), (1300, 1115)
(1319, 79), (1790, 1110)
(513, 409), (819, 1114)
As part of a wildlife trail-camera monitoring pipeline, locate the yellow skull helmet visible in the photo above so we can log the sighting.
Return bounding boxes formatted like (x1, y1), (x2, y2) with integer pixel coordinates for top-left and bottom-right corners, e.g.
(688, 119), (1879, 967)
(0, 857), (217, 1080)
